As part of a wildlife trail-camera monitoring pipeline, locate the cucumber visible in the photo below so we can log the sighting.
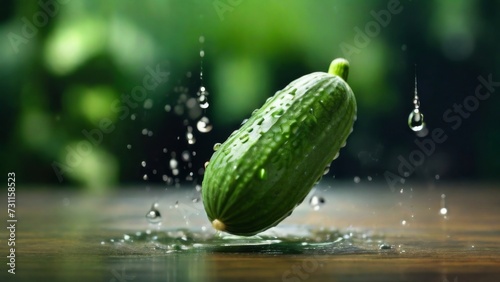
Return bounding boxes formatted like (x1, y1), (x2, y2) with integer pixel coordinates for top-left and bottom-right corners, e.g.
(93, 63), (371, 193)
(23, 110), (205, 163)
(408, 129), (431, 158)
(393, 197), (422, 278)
(202, 58), (356, 236)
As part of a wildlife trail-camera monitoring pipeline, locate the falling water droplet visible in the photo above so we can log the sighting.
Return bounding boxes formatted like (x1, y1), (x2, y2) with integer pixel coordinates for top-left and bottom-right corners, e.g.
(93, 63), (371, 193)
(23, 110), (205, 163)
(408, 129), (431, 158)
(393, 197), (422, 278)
(126, 144), (132, 149)
(353, 176), (361, 183)
(199, 94), (209, 109)
(439, 193), (449, 217)
(408, 65), (426, 132)
(146, 202), (162, 224)
(408, 109), (425, 131)
(309, 195), (325, 211)
(186, 132), (196, 144)
(439, 208), (448, 215)
(401, 220), (407, 226)
(181, 151), (191, 162)
(197, 116), (213, 133)
(169, 158), (178, 169)
(141, 161), (146, 167)
(143, 174), (149, 181)
(143, 98), (153, 109)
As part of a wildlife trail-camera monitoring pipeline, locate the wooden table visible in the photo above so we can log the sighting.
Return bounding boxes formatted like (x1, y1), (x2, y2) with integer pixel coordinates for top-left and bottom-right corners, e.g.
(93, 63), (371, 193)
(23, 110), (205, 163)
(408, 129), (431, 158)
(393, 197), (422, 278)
(2, 182), (499, 281)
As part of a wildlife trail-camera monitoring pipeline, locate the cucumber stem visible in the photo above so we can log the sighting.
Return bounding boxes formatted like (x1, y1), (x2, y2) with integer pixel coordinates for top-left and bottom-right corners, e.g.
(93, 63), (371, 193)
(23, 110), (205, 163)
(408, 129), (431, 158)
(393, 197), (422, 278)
(328, 58), (349, 82)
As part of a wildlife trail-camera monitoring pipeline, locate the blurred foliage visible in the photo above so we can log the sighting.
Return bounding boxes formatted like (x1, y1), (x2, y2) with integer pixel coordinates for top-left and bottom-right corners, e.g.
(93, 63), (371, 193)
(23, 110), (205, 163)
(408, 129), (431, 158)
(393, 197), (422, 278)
(1, 0), (499, 190)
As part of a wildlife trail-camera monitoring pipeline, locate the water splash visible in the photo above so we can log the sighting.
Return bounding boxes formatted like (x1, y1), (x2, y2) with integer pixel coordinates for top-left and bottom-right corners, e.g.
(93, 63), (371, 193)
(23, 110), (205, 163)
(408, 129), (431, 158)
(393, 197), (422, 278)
(146, 202), (162, 224)
(309, 195), (325, 211)
(103, 226), (389, 255)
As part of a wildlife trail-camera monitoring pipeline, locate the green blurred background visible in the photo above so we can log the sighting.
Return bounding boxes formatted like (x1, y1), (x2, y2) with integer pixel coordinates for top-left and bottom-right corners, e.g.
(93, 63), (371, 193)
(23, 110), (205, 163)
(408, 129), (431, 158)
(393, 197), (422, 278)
(1, 0), (499, 191)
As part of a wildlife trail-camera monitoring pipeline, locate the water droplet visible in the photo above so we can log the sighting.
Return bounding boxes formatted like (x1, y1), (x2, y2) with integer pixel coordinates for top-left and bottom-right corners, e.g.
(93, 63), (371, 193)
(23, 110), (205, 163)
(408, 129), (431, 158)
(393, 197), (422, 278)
(379, 244), (392, 250)
(309, 195), (325, 211)
(439, 207), (448, 215)
(141, 161), (146, 167)
(141, 128), (148, 135)
(401, 220), (407, 226)
(126, 144), (132, 149)
(143, 174), (149, 181)
(181, 151), (191, 162)
(323, 165), (330, 175)
(213, 143), (221, 151)
(408, 66), (426, 132)
(199, 96), (209, 109)
(123, 234), (130, 240)
(143, 98), (153, 109)
(353, 176), (360, 183)
(197, 116), (213, 133)
(435, 174), (440, 180)
(259, 168), (267, 180)
(240, 118), (249, 126)
(146, 203), (161, 224)
(367, 176), (372, 181)
(204, 161), (209, 169)
(199, 35), (205, 43)
(199, 50), (205, 57)
(131, 114), (136, 120)
(163, 148), (168, 153)
(332, 152), (340, 160)
(169, 159), (179, 170)
(186, 130), (196, 144)
(408, 109), (425, 131)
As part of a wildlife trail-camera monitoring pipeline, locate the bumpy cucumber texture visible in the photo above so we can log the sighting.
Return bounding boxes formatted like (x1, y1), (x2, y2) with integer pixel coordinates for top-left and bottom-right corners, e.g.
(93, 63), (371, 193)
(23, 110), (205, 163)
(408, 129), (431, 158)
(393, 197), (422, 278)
(202, 58), (357, 236)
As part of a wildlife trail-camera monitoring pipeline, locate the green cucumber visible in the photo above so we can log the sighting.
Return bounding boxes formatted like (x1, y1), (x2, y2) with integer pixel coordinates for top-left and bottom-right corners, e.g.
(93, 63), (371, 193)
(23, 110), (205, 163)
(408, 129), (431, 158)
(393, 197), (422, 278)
(202, 58), (357, 236)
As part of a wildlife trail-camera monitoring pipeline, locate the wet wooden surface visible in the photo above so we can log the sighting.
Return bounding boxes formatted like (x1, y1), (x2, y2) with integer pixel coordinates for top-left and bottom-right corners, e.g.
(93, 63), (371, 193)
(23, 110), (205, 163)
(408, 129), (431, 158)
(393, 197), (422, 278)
(1, 182), (500, 281)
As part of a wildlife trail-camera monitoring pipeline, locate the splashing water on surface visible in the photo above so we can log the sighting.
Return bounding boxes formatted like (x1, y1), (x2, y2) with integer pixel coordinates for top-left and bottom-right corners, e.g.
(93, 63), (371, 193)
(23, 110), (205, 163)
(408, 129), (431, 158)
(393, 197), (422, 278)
(146, 202), (162, 224)
(103, 226), (391, 255)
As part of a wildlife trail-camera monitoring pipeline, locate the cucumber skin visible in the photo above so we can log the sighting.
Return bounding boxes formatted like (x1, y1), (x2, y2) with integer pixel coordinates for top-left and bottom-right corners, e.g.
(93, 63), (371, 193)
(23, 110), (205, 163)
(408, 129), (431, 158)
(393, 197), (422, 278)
(202, 72), (357, 236)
